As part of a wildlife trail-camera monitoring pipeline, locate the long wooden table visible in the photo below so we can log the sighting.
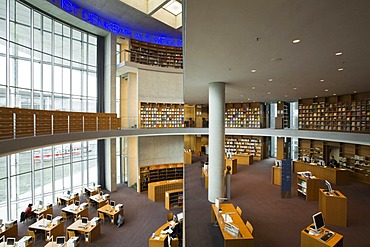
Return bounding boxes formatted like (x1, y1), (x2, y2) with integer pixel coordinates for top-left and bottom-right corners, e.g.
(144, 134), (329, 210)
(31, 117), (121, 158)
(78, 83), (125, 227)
(29, 219), (64, 240)
(293, 161), (350, 185)
(301, 225), (343, 247)
(62, 204), (89, 220)
(0, 236), (32, 247)
(97, 204), (123, 225)
(57, 194), (79, 206)
(89, 194), (109, 208)
(211, 203), (254, 247)
(34, 206), (53, 219)
(67, 219), (100, 243)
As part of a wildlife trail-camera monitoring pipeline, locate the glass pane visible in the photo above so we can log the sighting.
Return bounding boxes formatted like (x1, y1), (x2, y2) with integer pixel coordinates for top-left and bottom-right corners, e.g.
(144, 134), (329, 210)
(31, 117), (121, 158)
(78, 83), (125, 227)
(18, 59), (31, 88)
(0, 19), (5, 38)
(10, 42), (31, 59)
(16, 2), (31, 25)
(34, 11), (42, 29)
(10, 173), (31, 201)
(54, 21), (62, 35)
(34, 27), (42, 51)
(62, 95), (70, 111)
(63, 25), (70, 37)
(34, 61), (41, 90)
(0, 178), (7, 220)
(72, 40), (82, 62)
(33, 91), (41, 110)
(71, 97), (81, 112)
(63, 36), (70, 59)
(54, 34), (63, 58)
(43, 31), (52, 54)
(72, 161), (83, 189)
(54, 66), (62, 93)
(42, 92), (52, 110)
(0, 0), (5, 18)
(0, 86), (5, 107)
(88, 99), (96, 113)
(15, 23), (31, 47)
(43, 63), (52, 92)
(0, 56), (5, 85)
(72, 29), (81, 40)
(71, 69), (81, 95)
(88, 35), (97, 45)
(63, 67), (70, 94)
(88, 44), (96, 66)
(43, 16), (52, 32)
(88, 72), (96, 97)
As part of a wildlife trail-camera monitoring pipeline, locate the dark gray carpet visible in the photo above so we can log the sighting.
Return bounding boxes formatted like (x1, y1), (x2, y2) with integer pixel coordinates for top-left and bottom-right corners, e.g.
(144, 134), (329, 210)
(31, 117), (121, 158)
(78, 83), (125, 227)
(17, 156), (370, 246)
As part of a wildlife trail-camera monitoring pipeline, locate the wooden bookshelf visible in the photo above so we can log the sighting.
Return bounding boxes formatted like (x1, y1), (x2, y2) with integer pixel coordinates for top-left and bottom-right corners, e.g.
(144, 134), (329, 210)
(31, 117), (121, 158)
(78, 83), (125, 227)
(165, 188), (183, 210)
(224, 102), (266, 128)
(140, 102), (185, 128)
(225, 135), (265, 161)
(298, 139), (324, 161)
(298, 92), (370, 133)
(130, 39), (183, 69)
(148, 179), (183, 202)
(139, 163), (183, 192)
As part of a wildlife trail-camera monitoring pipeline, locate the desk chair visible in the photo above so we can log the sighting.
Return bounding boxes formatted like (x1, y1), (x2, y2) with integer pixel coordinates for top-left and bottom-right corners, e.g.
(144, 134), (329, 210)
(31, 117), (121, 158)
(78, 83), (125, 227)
(57, 197), (62, 206)
(28, 229), (43, 244)
(245, 220), (254, 234)
(236, 206), (242, 217)
(167, 212), (174, 222)
(98, 212), (107, 224)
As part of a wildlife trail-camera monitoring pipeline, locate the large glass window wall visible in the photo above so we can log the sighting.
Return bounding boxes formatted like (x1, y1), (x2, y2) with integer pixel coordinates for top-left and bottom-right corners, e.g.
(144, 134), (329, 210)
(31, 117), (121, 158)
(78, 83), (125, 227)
(0, 0), (99, 220)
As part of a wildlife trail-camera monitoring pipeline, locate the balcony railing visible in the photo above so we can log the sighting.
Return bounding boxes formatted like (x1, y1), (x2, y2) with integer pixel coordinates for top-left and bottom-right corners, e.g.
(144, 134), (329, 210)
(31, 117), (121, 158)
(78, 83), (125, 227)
(0, 107), (120, 141)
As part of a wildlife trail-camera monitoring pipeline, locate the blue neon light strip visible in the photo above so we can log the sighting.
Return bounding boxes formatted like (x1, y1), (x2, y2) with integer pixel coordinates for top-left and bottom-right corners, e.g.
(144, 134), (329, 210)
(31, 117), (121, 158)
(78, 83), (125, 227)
(48, 0), (182, 47)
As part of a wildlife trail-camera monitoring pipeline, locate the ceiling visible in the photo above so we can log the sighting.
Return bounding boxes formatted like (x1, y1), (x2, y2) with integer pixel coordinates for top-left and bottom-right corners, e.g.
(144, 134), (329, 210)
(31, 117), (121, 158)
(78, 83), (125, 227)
(39, 0), (370, 105)
(184, 0), (370, 104)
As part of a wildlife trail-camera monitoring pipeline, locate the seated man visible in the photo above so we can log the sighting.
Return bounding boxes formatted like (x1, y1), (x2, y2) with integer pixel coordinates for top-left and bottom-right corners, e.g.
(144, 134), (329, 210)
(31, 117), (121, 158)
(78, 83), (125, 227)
(328, 156), (339, 168)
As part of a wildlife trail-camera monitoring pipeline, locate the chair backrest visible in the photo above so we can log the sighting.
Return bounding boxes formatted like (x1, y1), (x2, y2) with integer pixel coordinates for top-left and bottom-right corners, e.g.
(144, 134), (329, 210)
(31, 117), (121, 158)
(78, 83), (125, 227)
(236, 206), (242, 216)
(246, 220), (254, 234)
(28, 230), (36, 238)
(167, 213), (174, 222)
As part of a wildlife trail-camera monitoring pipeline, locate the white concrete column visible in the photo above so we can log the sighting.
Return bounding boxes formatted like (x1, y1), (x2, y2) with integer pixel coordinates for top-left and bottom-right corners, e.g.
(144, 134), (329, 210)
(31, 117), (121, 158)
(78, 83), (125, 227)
(208, 82), (225, 203)
(104, 32), (117, 192)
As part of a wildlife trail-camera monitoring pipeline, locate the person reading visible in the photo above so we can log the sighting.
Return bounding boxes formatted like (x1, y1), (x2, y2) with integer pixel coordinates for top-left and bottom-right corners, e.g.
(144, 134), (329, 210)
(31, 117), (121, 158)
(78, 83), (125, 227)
(25, 204), (35, 219)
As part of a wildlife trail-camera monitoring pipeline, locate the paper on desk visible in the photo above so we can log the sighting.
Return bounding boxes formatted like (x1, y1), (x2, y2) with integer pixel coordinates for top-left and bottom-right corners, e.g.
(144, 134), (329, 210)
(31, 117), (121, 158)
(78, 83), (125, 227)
(222, 214), (233, 223)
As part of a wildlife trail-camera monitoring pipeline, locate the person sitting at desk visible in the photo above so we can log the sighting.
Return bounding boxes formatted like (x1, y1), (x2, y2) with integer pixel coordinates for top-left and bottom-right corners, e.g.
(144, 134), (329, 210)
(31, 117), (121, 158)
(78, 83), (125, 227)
(21, 203), (35, 222)
(328, 156), (339, 168)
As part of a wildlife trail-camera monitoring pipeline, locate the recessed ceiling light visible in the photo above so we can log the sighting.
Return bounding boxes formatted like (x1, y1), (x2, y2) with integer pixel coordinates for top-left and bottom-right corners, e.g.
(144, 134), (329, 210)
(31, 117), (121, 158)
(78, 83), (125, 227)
(248, 98), (251, 101)
(325, 89), (329, 92)
(315, 96), (318, 98)
(267, 92), (271, 94)
(240, 95), (243, 97)
(335, 52), (343, 56)
(320, 79), (324, 82)
(333, 93), (336, 96)
(251, 69), (256, 73)
(338, 68), (344, 71)
(284, 95), (288, 97)
(354, 90), (357, 93)
(293, 87), (297, 90)
(292, 39), (301, 44)
(268, 78), (273, 82)
(252, 86), (255, 90)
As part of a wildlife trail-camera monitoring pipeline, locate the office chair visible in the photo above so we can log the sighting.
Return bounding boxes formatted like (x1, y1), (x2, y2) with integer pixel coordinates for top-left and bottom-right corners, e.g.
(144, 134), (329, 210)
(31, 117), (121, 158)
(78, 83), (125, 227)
(245, 220), (254, 234)
(98, 212), (106, 224)
(236, 206), (242, 217)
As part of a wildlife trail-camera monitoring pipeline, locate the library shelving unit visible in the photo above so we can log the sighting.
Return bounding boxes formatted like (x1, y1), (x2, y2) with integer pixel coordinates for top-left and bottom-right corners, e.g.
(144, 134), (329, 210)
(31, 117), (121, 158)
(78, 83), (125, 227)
(297, 174), (321, 201)
(275, 101), (290, 129)
(139, 163), (183, 192)
(339, 143), (370, 184)
(129, 39), (183, 68)
(298, 139), (324, 161)
(298, 138), (370, 184)
(298, 93), (370, 133)
(139, 102), (185, 128)
(165, 188), (183, 210)
(225, 135), (265, 161)
(224, 102), (266, 128)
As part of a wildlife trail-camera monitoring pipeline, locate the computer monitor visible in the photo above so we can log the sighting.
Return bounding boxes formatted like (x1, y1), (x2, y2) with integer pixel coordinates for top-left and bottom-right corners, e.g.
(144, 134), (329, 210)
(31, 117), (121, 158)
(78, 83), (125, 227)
(46, 214), (53, 221)
(312, 212), (325, 234)
(92, 182), (96, 187)
(99, 191), (103, 196)
(318, 160), (325, 166)
(56, 236), (65, 245)
(74, 201), (80, 207)
(6, 237), (15, 247)
(325, 180), (333, 194)
(302, 156), (310, 163)
(67, 190), (71, 195)
(81, 217), (88, 225)
(110, 201), (116, 207)
(275, 160), (282, 167)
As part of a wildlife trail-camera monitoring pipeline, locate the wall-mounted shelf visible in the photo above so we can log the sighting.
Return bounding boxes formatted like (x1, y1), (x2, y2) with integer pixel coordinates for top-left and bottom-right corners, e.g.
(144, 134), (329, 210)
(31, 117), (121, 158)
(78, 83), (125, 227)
(225, 135), (264, 161)
(140, 102), (184, 128)
(224, 102), (266, 128)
